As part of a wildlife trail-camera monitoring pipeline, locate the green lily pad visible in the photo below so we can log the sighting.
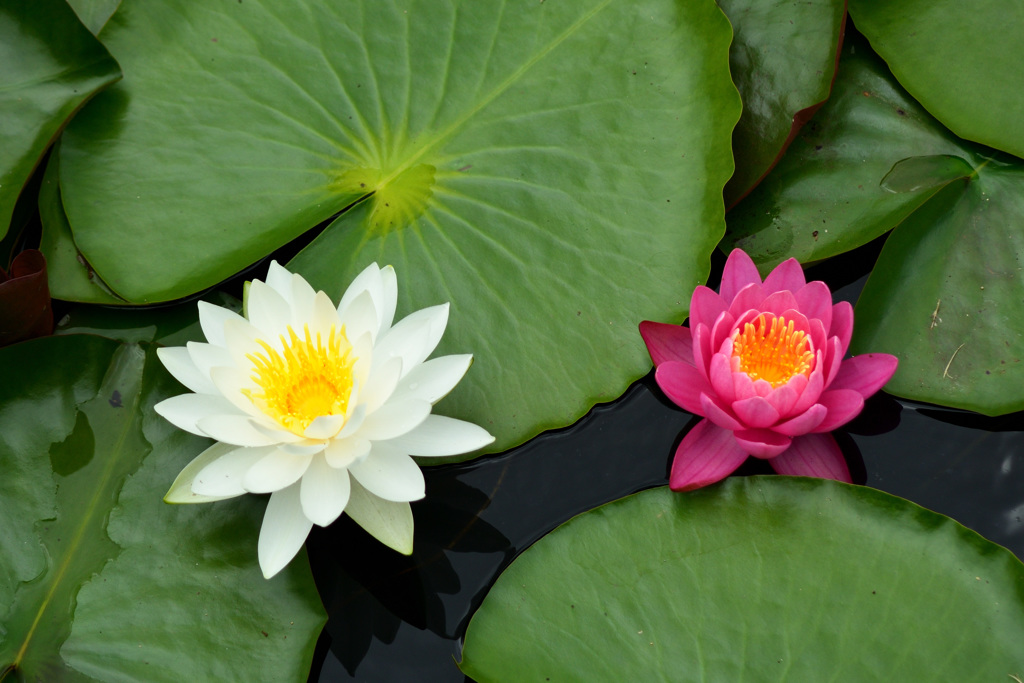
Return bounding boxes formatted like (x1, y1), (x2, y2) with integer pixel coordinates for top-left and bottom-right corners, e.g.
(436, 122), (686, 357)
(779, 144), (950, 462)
(67, 0), (121, 35)
(0, 334), (325, 681)
(724, 33), (1024, 415)
(0, 0), (120, 238)
(849, 0), (1024, 159)
(719, 0), (846, 206)
(461, 479), (1024, 681)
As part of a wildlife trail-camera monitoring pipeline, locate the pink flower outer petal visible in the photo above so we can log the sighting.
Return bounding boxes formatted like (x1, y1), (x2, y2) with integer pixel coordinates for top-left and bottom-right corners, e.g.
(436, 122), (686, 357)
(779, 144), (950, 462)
(811, 389), (866, 433)
(720, 249), (762, 302)
(670, 419), (749, 491)
(731, 396), (781, 429)
(691, 323), (714, 377)
(830, 353), (899, 398)
(710, 310), (738, 355)
(795, 281), (832, 331)
(708, 352), (736, 404)
(770, 433), (851, 482)
(772, 403), (827, 436)
(733, 428), (792, 459)
(762, 257), (806, 294)
(639, 321), (694, 367)
(699, 393), (745, 431)
(728, 283), (766, 320)
(821, 336), (844, 388)
(656, 362), (711, 416)
(765, 382), (800, 418)
(689, 286), (727, 332)
(790, 355), (825, 415)
(831, 301), (854, 356)
(757, 290), (800, 317)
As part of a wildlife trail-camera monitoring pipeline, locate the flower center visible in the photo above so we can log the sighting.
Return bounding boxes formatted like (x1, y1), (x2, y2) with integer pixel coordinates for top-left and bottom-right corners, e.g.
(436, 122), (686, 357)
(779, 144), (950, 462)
(731, 314), (814, 388)
(243, 325), (355, 436)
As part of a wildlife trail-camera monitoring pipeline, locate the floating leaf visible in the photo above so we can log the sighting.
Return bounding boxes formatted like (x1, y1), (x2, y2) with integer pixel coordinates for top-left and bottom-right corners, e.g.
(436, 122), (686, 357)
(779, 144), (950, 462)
(60, 0), (739, 453)
(66, 0), (121, 35)
(719, 0), (846, 205)
(849, 0), (1024, 159)
(461, 479), (1024, 681)
(0, 334), (325, 681)
(0, 0), (120, 237)
(724, 33), (1024, 415)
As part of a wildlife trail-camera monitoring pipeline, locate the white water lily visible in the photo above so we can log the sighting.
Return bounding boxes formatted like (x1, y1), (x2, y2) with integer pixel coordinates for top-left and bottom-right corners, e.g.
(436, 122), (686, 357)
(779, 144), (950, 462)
(155, 261), (494, 578)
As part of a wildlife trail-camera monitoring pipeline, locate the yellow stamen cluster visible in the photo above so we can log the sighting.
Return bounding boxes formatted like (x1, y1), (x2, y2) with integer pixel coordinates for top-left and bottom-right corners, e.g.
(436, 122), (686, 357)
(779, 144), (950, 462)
(243, 324), (355, 436)
(731, 314), (814, 387)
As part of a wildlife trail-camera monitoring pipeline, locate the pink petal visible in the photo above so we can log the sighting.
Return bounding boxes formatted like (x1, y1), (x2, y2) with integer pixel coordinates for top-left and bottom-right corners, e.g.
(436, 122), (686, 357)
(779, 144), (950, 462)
(762, 258), (806, 294)
(753, 379), (774, 398)
(732, 372), (757, 401)
(770, 433), (851, 482)
(831, 301), (854, 356)
(708, 352), (736, 403)
(727, 283), (766, 320)
(757, 290), (799, 317)
(731, 396), (781, 429)
(790, 355), (825, 415)
(821, 336), (844, 388)
(640, 321), (695, 367)
(765, 383), (799, 417)
(700, 393), (745, 431)
(656, 361), (712, 415)
(691, 323), (714, 376)
(689, 286), (727, 332)
(780, 308), (811, 335)
(710, 310), (738, 354)
(773, 403), (827, 436)
(720, 249), (762, 302)
(830, 354), (899, 398)
(812, 389), (866, 432)
(808, 318), (828, 358)
(669, 419), (749, 491)
(795, 281), (832, 330)
(733, 428), (792, 458)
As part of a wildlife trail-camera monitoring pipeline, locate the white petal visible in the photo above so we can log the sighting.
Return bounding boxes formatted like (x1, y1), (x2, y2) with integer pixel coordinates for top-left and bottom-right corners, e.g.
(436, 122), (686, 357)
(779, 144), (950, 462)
(360, 356), (403, 413)
(264, 261), (294, 302)
(373, 303), (449, 379)
(377, 265), (398, 335)
(309, 289), (341, 339)
(337, 262), (382, 324)
(248, 415), (306, 443)
(242, 448), (314, 493)
(338, 289), (379, 345)
(187, 341), (235, 377)
(165, 442), (245, 504)
(196, 414), (282, 447)
(357, 399), (431, 441)
(337, 403), (366, 439)
(325, 437), (370, 468)
(258, 483), (314, 579)
(304, 414), (345, 440)
(247, 279), (292, 339)
(345, 478), (414, 555)
(208, 366), (265, 418)
(155, 393), (244, 437)
(222, 317), (266, 368)
(300, 456), (351, 526)
(387, 415), (495, 457)
(157, 346), (216, 394)
(288, 270), (318, 327)
(349, 444), (425, 502)
(350, 332), (374, 386)
(279, 441), (330, 456)
(198, 300), (246, 348)
(192, 446), (275, 497)
(389, 354), (472, 405)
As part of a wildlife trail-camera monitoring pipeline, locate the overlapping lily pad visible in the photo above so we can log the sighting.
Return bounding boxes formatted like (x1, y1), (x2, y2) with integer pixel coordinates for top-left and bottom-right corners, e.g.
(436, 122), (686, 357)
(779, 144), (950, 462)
(60, 0), (739, 453)
(0, 0), (120, 237)
(849, 0), (1024, 159)
(461, 479), (1024, 681)
(724, 33), (1024, 415)
(0, 334), (325, 681)
(718, 0), (846, 205)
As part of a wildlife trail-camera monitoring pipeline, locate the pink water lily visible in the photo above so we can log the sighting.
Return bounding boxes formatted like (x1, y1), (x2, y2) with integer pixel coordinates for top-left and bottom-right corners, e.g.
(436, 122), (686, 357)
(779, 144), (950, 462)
(640, 248), (898, 491)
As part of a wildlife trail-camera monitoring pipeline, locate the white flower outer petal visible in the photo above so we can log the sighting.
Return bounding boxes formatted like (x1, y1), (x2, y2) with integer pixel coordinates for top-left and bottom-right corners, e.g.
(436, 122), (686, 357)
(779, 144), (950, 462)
(264, 261), (294, 302)
(165, 442), (245, 504)
(155, 393), (241, 437)
(222, 317), (266, 368)
(345, 478), (414, 555)
(337, 263), (382, 327)
(338, 289), (380, 346)
(387, 415), (495, 457)
(377, 265), (398, 335)
(192, 446), (275, 498)
(186, 341), (234, 379)
(247, 279), (292, 339)
(359, 356), (403, 414)
(288, 270), (318, 326)
(389, 354), (472, 405)
(300, 456), (352, 526)
(198, 301), (246, 348)
(207, 366), (273, 421)
(325, 437), (371, 469)
(258, 483), (313, 579)
(157, 346), (216, 394)
(309, 290), (342, 340)
(357, 399), (431, 442)
(373, 304), (449, 380)
(349, 443), (425, 502)
(242, 448), (314, 494)
(196, 414), (282, 447)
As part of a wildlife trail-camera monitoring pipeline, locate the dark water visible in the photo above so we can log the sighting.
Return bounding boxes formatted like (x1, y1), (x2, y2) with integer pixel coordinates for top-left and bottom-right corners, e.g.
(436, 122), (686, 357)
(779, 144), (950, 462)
(306, 243), (1024, 681)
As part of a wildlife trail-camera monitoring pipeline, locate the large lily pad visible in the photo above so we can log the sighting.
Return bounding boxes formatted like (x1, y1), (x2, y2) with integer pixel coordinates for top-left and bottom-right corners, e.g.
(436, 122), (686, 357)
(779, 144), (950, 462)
(719, 0), (846, 206)
(848, 0), (1024, 159)
(461, 479), (1024, 681)
(0, 334), (325, 681)
(724, 33), (1024, 415)
(0, 0), (120, 238)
